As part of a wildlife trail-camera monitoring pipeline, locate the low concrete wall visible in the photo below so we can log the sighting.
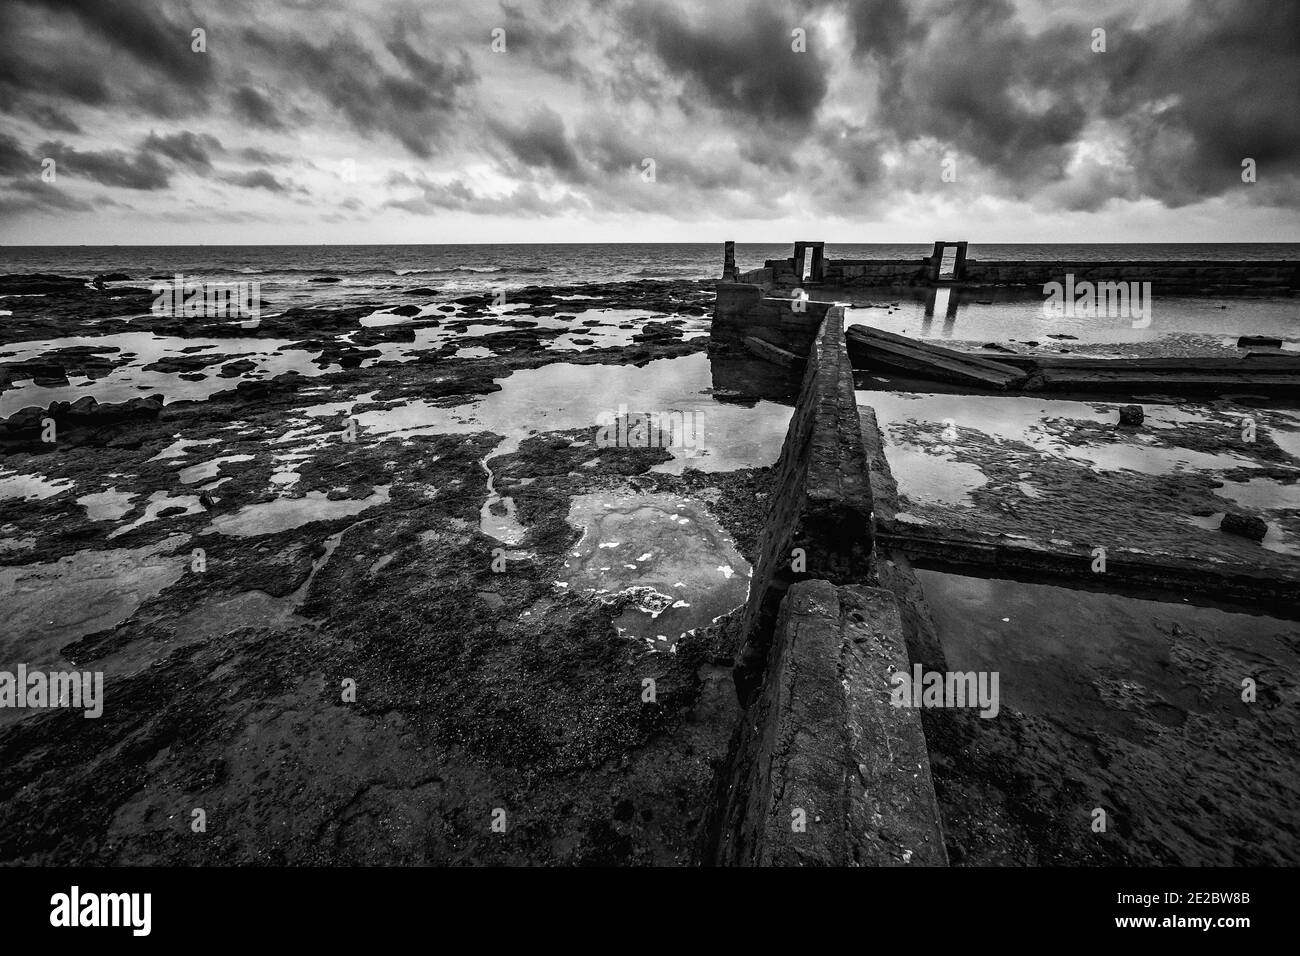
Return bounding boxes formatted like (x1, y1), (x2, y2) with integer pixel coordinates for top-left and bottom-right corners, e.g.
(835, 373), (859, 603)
(698, 292), (947, 866)
(710, 281), (831, 357)
(705, 579), (947, 866)
(732, 307), (874, 701)
(819, 256), (1298, 292)
(825, 259), (929, 284)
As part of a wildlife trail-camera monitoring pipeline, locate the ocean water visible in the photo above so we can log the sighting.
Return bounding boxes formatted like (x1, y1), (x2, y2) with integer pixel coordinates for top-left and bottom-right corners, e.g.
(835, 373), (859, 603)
(1, 242), (1296, 306)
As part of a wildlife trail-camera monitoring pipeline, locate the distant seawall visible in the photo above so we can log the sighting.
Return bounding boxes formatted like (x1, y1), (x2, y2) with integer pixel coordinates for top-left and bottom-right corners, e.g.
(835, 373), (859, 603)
(727, 240), (1299, 295)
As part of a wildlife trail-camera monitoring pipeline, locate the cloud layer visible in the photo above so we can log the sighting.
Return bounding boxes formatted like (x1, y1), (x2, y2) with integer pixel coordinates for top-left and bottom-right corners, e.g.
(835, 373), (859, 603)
(0, 0), (1295, 241)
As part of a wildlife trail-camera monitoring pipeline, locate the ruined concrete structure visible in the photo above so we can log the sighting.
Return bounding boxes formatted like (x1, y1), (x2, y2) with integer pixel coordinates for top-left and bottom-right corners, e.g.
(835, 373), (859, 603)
(731, 240), (1300, 294)
(700, 285), (946, 867)
(701, 239), (1299, 866)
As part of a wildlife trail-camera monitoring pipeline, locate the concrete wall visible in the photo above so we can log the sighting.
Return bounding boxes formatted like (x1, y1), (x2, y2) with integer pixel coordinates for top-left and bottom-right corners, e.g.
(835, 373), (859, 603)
(705, 580), (947, 866)
(819, 257), (1298, 292)
(732, 306), (874, 699)
(825, 259), (929, 284)
(711, 281), (831, 357)
(697, 294), (947, 866)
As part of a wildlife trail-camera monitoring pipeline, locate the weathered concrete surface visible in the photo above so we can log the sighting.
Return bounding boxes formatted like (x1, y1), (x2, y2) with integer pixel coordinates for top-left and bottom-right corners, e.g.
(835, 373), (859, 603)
(823, 257), (1299, 294)
(734, 308), (874, 700)
(710, 282), (828, 356)
(856, 400), (1300, 614)
(849, 326), (1300, 397)
(703, 579), (947, 866)
(847, 324), (1029, 390)
(743, 335), (803, 370)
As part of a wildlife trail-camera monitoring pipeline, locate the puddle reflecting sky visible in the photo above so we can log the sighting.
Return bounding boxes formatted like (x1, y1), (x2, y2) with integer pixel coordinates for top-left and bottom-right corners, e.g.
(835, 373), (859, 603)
(557, 491), (750, 651)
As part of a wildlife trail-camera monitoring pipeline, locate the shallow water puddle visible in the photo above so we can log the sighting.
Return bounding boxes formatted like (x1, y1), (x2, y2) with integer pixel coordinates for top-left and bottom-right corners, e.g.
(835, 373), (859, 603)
(178, 454), (255, 484)
(843, 293), (1299, 344)
(352, 354), (793, 544)
(557, 491), (751, 651)
(77, 487), (137, 521)
(0, 535), (189, 673)
(108, 490), (205, 538)
(917, 567), (1298, 735)
(859, 390), (1286, 507)
(0, 470), (74, 501)
(354, 354), (793, 474)
(0, 332), (325, 417)
(208, 485), (391, 536)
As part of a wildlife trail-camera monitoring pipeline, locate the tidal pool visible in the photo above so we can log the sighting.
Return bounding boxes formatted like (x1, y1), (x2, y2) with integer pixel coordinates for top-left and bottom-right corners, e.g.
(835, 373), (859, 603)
(557, 491), (751, 651)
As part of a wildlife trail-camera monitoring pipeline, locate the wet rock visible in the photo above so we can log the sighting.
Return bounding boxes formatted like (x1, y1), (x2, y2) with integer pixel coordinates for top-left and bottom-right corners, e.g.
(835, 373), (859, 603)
(143, 353), (231, 374)
(1238, 335), (1283, 349)
(383, 304), (421, 317)
(1118, 404), (1144, 427)
(403, 287), (438, 296)
(1220, 511), (1267, 541)
(219, 359), (257, 378)
(0, 273), (87, 294)
(309, 276), (341, 283)
(156, 506), (189, 518)
(95, 272), (132, 283)
(632, 322), (684, 344)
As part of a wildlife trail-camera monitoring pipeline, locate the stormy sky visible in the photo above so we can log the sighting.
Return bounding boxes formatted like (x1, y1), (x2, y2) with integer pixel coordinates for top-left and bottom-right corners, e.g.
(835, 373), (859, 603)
(0, 0), (1296, 244)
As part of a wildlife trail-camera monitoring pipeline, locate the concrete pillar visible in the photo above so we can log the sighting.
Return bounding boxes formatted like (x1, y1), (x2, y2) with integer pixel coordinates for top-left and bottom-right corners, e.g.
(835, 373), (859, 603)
(954, 241), (968, 280)
(722, 240), (737, 281)
(810, 243), (825, 283)
(929, 241), (945, 282)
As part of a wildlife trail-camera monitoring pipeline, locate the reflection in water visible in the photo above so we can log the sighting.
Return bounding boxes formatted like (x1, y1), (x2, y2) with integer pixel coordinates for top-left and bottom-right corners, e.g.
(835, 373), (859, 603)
(558, 491), (751, 652)
(844, 288), (1298, 346)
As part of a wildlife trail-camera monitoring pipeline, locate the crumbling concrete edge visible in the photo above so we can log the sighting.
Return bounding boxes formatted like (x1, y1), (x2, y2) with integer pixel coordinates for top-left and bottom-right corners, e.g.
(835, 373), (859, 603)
(696, 306), (947, 866)
(701, 580), (947, 866)
(733, 306), (874, 701)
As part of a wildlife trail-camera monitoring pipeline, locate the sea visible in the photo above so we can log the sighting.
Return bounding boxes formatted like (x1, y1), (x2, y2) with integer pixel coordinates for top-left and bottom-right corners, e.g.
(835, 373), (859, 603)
(2, 243), (1297, 309)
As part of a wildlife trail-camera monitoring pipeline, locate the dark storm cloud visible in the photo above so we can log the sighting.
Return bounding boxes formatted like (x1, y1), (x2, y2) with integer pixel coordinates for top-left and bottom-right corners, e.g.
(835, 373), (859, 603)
(871, 0), (1092, 186)
(231, 86), (285, 131)
(37, 141), (170, 189)
(0, 134), (31, 176)
(22, 0), (212, 88)
(220, 169), (291, 192)
(492, 106), (585, 180)
(1100, 0), (1300, 206)
(242, 29), (477, 159)
(384, 178), (585, 217)
(21, 104), (82, 134)
(0, 0), (210, 122)
(239, 146), (292, 166)
(834, 0), (1298, 206)
(0, 179), (99, 215)
(841, 0), (925, 60)
(624, 1), (829, 128)
(142, 131), (223, 172)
